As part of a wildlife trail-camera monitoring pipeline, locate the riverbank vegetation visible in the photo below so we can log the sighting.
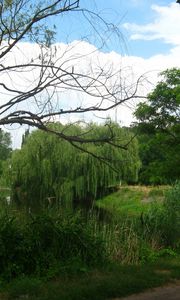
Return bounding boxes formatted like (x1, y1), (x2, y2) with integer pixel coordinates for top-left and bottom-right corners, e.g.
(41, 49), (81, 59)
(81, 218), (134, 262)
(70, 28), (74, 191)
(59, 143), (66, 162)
(0, 68), (179, 299)
(0, 183), (179, 299)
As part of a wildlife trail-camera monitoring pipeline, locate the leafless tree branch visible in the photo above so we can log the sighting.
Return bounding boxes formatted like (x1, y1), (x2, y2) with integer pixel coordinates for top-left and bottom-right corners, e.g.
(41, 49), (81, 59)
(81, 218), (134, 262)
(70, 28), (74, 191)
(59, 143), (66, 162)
(0, 0), (146, 151)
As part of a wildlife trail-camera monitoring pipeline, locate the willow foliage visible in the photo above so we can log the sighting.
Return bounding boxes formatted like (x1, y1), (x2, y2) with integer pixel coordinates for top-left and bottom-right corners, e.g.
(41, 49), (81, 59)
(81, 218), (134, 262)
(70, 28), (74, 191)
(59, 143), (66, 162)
(10, 122), (140, 209)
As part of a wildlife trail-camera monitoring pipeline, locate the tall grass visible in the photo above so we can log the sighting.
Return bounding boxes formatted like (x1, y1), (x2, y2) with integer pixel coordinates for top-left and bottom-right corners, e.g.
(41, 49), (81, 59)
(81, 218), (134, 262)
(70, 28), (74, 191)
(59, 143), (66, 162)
(141, 182), (180, 249)
(93, 183), (180, 264)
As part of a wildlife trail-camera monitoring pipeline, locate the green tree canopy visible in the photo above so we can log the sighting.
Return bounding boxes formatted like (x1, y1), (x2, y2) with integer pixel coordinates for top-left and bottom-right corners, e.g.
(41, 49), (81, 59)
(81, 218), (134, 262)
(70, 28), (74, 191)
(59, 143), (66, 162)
(9, 122), (140, 210)
(134, 68), (180, 184)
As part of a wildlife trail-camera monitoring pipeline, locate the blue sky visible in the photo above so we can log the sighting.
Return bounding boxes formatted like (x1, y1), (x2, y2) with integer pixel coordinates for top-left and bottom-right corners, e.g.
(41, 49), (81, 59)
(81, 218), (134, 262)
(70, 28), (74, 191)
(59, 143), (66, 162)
(52, 0), (180, 58)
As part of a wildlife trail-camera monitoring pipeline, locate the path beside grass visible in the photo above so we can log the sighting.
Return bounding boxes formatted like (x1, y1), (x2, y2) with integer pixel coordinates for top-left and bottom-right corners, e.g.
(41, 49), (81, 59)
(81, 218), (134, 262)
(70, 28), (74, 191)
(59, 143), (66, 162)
(2, 256), (180, 300)
(113, 280), (180, 300)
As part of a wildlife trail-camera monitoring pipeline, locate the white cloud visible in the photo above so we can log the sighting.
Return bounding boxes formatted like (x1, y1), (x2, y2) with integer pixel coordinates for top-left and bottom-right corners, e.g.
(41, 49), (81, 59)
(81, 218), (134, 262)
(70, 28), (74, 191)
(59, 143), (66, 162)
(123, 2), (180, 46)
(1, 40), (180, 148)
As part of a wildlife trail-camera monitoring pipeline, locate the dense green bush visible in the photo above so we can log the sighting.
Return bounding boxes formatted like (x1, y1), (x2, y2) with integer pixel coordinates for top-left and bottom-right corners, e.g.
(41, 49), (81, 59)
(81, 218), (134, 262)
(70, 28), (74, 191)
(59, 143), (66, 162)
(0, 211), (106, 280)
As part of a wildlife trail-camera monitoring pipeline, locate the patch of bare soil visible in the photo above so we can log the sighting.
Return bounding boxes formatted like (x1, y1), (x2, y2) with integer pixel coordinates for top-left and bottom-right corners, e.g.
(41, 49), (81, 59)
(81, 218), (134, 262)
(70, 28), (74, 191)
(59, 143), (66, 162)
(111, 281), (180, 300)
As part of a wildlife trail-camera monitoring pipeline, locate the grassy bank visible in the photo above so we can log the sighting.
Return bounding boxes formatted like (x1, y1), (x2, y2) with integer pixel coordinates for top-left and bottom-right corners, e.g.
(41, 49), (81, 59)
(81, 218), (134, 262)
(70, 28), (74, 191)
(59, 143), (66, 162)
(96, 185), (168, 217)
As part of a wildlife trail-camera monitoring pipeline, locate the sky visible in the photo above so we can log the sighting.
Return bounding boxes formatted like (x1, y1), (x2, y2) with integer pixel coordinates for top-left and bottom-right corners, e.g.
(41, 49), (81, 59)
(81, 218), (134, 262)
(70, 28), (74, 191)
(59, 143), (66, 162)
(52, 0), (180, 58)
(50, 0), (180, 122)
(1, 0), (180, 148)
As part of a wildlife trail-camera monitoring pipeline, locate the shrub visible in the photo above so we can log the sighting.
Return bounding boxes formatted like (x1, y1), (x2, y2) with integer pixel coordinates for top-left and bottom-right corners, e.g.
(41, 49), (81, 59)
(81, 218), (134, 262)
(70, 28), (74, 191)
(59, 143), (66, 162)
(0, 210), (107, 280)
(7, 277), (42, 299)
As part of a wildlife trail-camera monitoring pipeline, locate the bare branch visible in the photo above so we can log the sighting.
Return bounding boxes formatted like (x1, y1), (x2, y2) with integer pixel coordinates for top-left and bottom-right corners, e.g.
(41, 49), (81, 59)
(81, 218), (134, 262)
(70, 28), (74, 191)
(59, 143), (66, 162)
(0, 0), (145, 158)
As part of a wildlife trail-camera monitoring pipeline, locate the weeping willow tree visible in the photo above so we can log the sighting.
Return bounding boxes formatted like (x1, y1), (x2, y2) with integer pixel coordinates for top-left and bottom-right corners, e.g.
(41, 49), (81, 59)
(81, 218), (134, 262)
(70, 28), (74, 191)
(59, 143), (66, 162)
(9, 122), (140, 210)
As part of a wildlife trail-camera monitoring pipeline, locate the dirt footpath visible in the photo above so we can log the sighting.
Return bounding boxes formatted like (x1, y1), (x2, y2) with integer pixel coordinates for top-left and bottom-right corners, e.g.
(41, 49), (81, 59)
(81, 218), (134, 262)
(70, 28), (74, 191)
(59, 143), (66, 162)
(112, 281), (180, 300)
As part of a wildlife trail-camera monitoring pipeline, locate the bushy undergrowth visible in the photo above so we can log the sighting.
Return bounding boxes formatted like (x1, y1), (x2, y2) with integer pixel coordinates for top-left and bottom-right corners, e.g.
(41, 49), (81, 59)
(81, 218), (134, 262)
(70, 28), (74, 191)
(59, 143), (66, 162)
(0, 183), (179, 281)
(139, 182), (180, 250)
(0, 210), (106, 280)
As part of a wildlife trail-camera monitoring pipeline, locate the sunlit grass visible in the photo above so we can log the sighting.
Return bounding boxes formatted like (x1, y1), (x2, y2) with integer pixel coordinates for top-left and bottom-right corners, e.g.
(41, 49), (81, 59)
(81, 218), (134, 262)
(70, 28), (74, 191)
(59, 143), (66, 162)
(96, 186), (168, 217)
